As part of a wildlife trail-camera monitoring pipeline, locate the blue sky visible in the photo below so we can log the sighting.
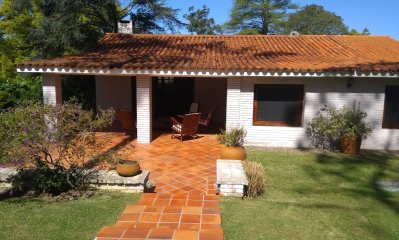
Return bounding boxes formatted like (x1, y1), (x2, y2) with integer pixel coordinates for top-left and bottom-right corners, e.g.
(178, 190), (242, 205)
(167, 0), (399, 39)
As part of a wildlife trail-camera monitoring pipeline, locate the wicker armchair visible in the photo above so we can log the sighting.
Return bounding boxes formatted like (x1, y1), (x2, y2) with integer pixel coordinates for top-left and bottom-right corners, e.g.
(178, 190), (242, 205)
(170, 113), (201, 141)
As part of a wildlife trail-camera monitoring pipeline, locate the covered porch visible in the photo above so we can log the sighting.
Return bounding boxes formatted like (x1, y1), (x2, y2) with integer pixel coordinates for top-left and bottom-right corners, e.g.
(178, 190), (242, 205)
(42, 73), (235, 144)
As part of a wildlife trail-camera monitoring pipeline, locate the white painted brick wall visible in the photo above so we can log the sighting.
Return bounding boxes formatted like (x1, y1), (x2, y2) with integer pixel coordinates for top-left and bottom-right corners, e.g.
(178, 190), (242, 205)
(237, 77), (399, 150)
(42, 74), (62, 106)
(226, 78), (242, 130)
(136, 75), (152, 144)
(95, 76), (132, 111)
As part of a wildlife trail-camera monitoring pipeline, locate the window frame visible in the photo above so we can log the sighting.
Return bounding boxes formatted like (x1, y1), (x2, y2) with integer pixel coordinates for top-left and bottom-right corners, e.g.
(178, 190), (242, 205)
(253, 84), (304, 127)
(382, 85), (399, 129)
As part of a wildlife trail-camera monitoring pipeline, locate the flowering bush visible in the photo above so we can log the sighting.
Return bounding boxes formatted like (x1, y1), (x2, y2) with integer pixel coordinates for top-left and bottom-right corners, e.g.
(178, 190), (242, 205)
(0, 102), (114, 195)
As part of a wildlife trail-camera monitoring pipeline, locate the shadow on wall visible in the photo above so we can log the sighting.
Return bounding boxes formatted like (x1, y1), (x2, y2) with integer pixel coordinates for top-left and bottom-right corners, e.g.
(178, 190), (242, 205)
(302, 151), (399, 214)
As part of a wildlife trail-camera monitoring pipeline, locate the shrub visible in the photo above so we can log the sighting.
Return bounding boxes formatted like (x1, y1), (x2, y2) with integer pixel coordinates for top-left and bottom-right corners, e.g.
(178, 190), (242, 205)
(308, 101), (373, 150)
(217, 126), (247, 147)
(0, 102), (114, 196)
(243, 161), (266, 198)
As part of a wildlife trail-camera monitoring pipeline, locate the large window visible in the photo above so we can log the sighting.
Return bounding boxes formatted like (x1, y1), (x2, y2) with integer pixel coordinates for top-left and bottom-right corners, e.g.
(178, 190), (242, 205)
(253, 84), (304, 127)
(383, 86), (399, 129)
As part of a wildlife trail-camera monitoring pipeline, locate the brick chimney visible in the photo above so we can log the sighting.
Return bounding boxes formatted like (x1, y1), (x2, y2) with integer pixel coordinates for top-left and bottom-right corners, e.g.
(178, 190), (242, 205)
(118, 20), (133, 34)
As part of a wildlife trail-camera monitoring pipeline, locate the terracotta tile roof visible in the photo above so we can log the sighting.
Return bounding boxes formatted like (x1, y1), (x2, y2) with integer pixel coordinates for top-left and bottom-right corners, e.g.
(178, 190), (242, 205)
(18, 33), (399, 73)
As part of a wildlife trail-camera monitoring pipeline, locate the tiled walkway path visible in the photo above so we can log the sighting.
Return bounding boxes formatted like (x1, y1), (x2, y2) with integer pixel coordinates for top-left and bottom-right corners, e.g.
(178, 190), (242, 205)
(95, 133), (224, 240)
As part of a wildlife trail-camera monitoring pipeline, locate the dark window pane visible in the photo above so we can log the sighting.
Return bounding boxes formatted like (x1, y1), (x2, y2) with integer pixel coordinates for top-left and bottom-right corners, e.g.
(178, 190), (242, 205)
(383, 86), (399, 128)
(254, 85), (303, 126)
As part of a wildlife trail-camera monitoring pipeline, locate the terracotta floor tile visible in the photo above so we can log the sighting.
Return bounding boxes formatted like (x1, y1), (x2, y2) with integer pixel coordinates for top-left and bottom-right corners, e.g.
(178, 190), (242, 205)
(199, 229), (224, 240)
(148, 228), (174, 239)
(158, 222), (180, 229)
(138, 213), (161, 223)
(172, 230), (199, 240)
(181, 207), (202, 215)
(160, 213), (181, 223)
(94, 133), (224, 239)
(135, 222), (158, 229)
(163, 206), (182, 214)
(203, 201), (219, 208)
(187, 200), (203, 207)
(143, 206), (164, 213)
(137, 198), (155, 205)
(124, 205), (146, 213)
(118, 213), (140, 222)
(169, 199), (186, 206)
(153, 199), (171, 206)
(202, 215), (221, 224)
(96, 226), (126, 238)
(179, 223), (201, 230)
(122, 228), (151, 238)
(201, 224), (221, 229)
(181, 214), (201, 224)
(202, 208), (220, 215)
(114, 222), (136, 228)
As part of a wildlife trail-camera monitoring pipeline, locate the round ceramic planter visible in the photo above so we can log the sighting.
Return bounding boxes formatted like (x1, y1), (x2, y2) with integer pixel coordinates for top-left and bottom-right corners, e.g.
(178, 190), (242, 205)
(340, 136), (361, 155)
(116, 160), (141, 177)
(220, 146), (246, 160)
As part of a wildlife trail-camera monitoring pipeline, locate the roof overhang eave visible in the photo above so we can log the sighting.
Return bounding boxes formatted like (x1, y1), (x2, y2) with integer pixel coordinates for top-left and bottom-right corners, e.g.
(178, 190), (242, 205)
(16, 67), (399, 78)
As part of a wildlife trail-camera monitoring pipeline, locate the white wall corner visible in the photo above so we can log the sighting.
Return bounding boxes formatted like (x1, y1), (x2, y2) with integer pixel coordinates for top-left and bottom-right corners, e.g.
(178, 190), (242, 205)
(42, 73), (62, 106)
(136, 75), (152, 144)
(226, 78), (242, 130)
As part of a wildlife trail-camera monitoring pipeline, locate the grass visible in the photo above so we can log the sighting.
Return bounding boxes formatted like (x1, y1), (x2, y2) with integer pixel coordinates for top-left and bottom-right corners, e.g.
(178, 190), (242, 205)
(221, 150), (399, 240)
(0, 191), (139, 240)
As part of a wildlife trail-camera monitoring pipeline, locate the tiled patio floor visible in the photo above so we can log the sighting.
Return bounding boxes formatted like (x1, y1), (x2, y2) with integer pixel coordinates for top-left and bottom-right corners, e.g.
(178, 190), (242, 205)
(98, 132), (222, 195)
(95, 132), (224, 240)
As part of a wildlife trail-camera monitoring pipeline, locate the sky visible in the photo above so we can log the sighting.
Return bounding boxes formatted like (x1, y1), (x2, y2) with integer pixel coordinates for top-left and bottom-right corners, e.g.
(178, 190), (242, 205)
(167, 0), (399, 40)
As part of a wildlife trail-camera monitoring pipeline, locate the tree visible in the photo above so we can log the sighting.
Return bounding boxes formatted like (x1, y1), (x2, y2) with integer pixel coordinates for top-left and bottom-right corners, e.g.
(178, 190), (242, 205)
(227, 0), (298, 35)
(6, 0), (183, 58)
(129, 0), (184, 34)
(349, 27), (371, 36)
(284, 5), (350, 35)
(183, 5), (222, 35)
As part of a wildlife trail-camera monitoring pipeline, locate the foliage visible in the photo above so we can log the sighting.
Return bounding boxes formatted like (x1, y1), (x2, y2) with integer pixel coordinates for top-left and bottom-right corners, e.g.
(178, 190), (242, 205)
(0, 75), (41, 109)
(243, 160), (266, 198)
(129, 0), (184, 34)
(9, 159), (98, 195)
(227, 0), (298, 34)
(62, 75), (96, 111)
(308, 101), (373, 149)
(218, 126), (247, 148)
(283, 4), (349, 35)
(183, 5), (222, 35)
(349, 27), (371, 36)
(0, 102), (115, 195)
(3, 0), (183, 60)
(0, 0), (41, 77)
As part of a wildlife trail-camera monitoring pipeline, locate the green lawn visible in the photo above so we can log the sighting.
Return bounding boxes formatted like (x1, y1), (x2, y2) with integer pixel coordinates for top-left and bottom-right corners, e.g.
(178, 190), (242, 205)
(0, 191), (139, 240)
(221, 150), (399, 240)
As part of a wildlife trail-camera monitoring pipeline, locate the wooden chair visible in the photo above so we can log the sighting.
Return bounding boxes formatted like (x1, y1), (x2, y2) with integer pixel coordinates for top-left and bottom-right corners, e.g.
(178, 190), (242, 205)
(199, 107), (217, 130)
(170, 113), (201, 141)
(117, 109), (136, 133)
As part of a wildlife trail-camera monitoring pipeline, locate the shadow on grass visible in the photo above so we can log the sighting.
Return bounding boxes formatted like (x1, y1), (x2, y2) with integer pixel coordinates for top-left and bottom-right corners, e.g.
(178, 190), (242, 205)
(308, 151), (399, 214)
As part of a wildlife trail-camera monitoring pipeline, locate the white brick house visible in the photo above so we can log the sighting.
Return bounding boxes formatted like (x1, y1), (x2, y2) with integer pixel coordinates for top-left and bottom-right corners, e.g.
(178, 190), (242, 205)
(17, 34), (399, 150)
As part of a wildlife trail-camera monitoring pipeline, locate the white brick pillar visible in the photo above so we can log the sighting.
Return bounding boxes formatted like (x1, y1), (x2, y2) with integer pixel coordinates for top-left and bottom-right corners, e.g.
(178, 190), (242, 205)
(226, 78), (242, 130)
(136, 75), (152, 144)
(42, 73), (62, 106)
